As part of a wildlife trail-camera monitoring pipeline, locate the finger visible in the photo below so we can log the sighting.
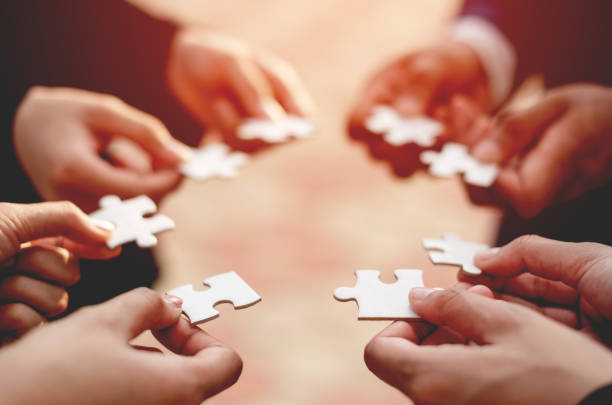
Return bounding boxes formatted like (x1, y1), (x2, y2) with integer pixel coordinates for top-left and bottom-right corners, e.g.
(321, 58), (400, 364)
(494, 116), (583, 217)
(227, 57), (286, 120)
(28, 237), (121, 260)
(472, 94), (566, 163)
(104, 138), (153, 173)
(0, 302), (46, 335)
(458, 270), (579, 307)
(257, 54), (314, 116)
(15, 245), (80, 286)
(474, 235), (609, 290)
(421, 284), (494, 346)
(153, 315), (243, 399)
(65, 156), (182, 203)
(0, 275), (68, 317)
(93, 288), (183, 340)
(0, 201), (112, 261)
(212, 97), (242, 137)
(409, 287), (524, 343)
(87, 98), (191, 165)
(493, 291), (579, 328)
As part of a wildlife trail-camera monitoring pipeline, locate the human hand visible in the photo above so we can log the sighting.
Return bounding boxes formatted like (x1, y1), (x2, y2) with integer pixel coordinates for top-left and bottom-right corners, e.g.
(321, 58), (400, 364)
(14, 86), (191, 212)
(168, 28), (314, 151)
(0, 288), (242, 404)
(347, 42), (489, 176)
(458, 235), (612, 346)
(365, 285), (612, 405)
(470, 84), (612, 217)
(0, 201), (118, 343)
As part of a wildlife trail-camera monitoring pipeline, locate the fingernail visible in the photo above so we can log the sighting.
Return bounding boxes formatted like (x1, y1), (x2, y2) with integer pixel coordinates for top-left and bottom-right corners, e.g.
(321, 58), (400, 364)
(164, 294), (183, 307)
(475, 247), (500, 263)
(410, 287), (435, 301)
(90, 218), (115, 232)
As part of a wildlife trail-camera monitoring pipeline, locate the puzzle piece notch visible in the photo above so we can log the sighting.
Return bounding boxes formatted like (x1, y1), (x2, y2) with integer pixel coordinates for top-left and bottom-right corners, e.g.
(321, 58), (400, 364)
(420, 142), (499, 187)
(89, 195), (175, 249)
(423, 233), (489, 275)
(237, 115), (315, 143)
(167, 271), (261, 325)
(365, 105), (443, 147)
(334, 269), (424, 320)
(179, 144), (248, 181)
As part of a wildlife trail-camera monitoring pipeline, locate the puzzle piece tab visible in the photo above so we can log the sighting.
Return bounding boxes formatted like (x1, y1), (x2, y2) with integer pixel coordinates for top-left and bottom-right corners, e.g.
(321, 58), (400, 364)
(167, 271), (261, 325)
(89, 195), (174, 249)
(365, 105), (443, 147)
(237, 115), (315, 143)
(179, 144), (248, 181)
(420, 142), (499, 187)
(333, 269), (424, 319)
(423, 233), (489, 275)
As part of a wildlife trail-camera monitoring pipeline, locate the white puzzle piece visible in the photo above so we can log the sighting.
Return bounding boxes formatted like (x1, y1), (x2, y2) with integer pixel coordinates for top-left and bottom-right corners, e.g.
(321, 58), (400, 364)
(179, 144), (248, 181)
(89, 195), (175, 249)
(423, 233), (489, 275)
(365, 105), (443, 147)
(333, 269), (424, 319)
(167, 271), (261, 325)
(237, 115), (315, 143)
(420, 142), (499, 187)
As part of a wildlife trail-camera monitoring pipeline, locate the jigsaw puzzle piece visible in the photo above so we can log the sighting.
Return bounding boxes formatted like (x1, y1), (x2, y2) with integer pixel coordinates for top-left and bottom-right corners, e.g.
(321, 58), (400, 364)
(365, 105), (443, 147)
(334, 269), (424, 320)
(90, 195), (175, 249)
(179, 144), (248, 181)
(420, 143), (498, 187)
(107, 214), (174, 249)
(423, 234), (489, 275)
(167, 271), (261, 325)
(237, 115), (315, 142)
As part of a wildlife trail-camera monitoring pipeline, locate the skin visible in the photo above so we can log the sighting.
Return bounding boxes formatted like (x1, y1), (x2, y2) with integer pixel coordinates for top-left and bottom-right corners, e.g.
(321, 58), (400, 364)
(467, 84), (612, 218)
(167, 28), (314, 151)
(365, 285), (612, 405)
(347, 42), (490, 176)
(13, 87), (191, 212)
(461, 234), (612, 346)
(0, 201), (119, 343)
(0, 288), (242, 404)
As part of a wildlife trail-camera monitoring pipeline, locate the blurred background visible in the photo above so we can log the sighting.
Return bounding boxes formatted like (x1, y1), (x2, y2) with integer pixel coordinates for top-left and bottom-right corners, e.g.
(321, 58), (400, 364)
(129, 1), (501, 404)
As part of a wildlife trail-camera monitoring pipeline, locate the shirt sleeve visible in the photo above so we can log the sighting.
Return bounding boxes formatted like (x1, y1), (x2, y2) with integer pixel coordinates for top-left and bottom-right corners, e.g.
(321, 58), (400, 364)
(454, 0), (612, 96)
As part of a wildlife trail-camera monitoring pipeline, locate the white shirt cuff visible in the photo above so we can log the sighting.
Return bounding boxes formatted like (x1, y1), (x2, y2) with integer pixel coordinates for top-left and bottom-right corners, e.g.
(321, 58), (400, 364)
(448, 16), (517, 107)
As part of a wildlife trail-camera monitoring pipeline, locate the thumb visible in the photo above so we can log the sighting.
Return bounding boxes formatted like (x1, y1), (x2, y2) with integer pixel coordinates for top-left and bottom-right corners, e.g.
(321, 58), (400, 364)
(471, 94), (566, 163)
(91, 288), (183, 340)
(87, 99), (192, 166)
(409, 287), (525, 344)
(0, 201), (113, 261)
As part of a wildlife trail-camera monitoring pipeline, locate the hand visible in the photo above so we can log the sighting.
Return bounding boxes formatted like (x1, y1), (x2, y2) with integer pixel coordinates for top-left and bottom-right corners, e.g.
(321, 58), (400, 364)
(0, 201), (118, 343)
(365, 286), (612, 405)
(14, 86), (190, 212)
(347, 42), (489, 176)
(0, 288), (242, 404)
(471, 84), (612, 217)
(458, 235), (612, 346)
(167, 28), (314, 151)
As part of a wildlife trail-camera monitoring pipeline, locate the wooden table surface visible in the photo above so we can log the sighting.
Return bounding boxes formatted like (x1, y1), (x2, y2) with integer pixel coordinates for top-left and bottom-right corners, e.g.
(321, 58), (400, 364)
(131, 1), (501, 403)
